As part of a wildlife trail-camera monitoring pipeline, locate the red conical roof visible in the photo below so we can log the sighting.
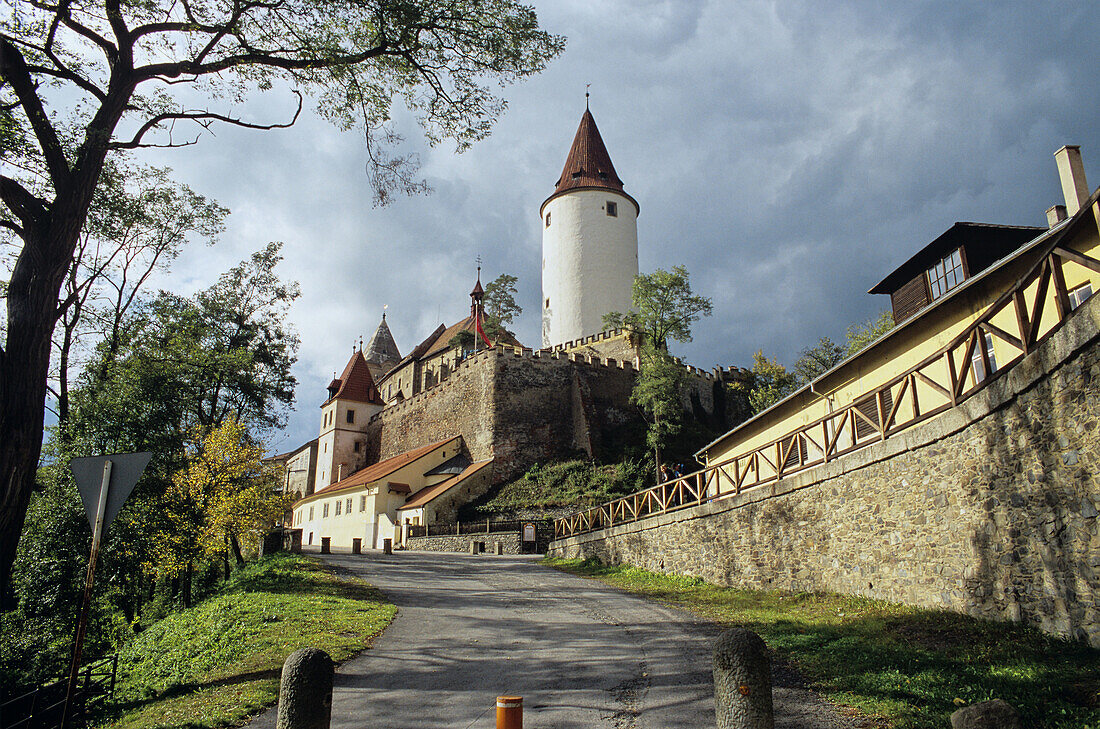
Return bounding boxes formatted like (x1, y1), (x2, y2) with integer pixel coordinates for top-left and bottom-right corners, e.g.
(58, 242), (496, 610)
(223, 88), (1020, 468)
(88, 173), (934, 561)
(325, 350), (383, 405)
(553, 109), (624, 193)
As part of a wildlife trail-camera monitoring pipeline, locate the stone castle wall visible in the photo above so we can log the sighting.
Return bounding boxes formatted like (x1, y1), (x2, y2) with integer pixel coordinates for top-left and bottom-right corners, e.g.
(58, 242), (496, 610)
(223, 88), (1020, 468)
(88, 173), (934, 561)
(365, 344), (740, 486)
(550, 296), (1100, 647)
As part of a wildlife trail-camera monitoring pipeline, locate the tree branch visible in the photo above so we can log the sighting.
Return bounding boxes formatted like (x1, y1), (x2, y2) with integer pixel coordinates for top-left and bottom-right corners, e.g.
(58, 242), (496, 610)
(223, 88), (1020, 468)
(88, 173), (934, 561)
(110, 91), (302, 149)
(0, 175), (48, 233)
(0, 37), (71, 186)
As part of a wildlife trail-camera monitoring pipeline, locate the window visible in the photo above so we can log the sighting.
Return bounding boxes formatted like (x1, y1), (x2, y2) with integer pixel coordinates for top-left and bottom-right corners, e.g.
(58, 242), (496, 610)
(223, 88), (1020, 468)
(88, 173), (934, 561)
(360, 495), (367, 512)
(598, 171), (608, 180)
(353, 441), (361, 453)
(335, 500), (342, 516)
(972, 332), (998, 383)
(927, 248), (964, 299)
(606, 201), (618, 217)
(545, 298), (550, 309)
(545, 212), (551, 228)
(322, 502), (329, 518)
(571, 171), (582, 179)
(346, 497), (353, 514)
(346, 409), (355, 424)
(323, 442), (327, 453)
(308, 532), (313, 545)
(1069, 282), (1093, 310)
(309, 506), (314, 521)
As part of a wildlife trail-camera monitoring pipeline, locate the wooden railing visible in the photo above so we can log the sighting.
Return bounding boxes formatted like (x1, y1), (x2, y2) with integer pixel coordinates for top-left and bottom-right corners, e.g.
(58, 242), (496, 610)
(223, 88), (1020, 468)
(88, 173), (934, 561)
(406, 519), (553, 538)
(0, 655), (118, 729)
(556, 227), (1100, 540)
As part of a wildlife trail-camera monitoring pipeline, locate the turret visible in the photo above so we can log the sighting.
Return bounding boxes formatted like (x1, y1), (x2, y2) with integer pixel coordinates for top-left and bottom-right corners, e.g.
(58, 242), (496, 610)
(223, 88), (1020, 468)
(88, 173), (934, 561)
(315, 349), (384, 488)
(540, 106), (639, 347)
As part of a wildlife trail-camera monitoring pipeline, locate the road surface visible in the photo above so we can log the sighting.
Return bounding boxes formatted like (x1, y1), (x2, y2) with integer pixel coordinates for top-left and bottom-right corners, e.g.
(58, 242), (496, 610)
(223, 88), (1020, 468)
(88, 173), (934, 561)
(248, 551), (855, 728)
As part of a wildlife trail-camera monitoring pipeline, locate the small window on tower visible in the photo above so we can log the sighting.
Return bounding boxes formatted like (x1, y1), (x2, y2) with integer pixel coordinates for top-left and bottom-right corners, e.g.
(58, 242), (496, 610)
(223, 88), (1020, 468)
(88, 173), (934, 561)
(545, 212), (551, 228)
(346, 409), (355, 424)
(353, 441), (361, 453)
(606, 201), (618, 217)
(545, 298), (550, 309)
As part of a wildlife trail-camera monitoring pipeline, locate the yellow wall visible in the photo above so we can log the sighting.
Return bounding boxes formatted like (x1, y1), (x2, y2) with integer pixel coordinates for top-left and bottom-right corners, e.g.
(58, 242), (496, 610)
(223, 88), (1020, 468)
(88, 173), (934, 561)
(292, 438), (460, 549)
(703, 204), (1100, 474)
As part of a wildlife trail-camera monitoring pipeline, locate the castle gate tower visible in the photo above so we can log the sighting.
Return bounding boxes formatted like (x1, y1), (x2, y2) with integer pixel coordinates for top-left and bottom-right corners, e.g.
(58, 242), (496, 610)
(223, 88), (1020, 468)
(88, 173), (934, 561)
(541, 107), (639, 347)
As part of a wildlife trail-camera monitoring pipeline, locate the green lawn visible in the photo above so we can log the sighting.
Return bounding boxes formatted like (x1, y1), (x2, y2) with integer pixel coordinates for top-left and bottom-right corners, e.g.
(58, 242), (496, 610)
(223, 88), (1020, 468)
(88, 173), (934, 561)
(544, 557), (1099, 729)
(102, 554), (396, 729)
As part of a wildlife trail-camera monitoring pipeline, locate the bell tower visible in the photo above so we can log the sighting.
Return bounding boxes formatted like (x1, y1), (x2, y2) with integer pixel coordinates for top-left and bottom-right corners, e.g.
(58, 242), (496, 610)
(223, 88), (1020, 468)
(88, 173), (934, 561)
(540, 105), (639, 347)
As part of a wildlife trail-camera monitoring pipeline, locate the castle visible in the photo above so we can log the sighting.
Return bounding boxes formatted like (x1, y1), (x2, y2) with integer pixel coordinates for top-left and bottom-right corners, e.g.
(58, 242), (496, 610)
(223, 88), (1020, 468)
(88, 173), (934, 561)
(274, 107), (742, 551)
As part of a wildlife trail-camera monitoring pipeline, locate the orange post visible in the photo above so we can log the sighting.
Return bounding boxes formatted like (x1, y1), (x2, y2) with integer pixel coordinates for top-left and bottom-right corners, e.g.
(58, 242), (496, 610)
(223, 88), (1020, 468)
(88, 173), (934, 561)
(496, 695), (522, 729)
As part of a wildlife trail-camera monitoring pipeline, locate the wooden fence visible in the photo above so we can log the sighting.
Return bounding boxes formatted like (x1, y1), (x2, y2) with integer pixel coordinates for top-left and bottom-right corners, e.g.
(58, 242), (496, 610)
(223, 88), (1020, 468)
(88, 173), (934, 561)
(0, 655), (118, 729)
(557, 225), (1100, 539)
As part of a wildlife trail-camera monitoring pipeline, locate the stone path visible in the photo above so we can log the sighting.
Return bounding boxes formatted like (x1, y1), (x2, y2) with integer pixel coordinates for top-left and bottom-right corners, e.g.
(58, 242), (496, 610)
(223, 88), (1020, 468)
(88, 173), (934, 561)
(248, 551), (859, 728)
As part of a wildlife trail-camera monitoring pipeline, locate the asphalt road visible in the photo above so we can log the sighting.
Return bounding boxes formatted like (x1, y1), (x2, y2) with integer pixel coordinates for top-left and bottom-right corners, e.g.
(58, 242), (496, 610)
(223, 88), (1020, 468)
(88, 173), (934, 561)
(248, 551), (854, 729)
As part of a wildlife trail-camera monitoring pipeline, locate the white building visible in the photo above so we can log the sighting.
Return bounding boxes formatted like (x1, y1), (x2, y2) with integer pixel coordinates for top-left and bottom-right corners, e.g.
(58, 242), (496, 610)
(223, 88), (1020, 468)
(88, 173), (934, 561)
(541, 107), (639, 347)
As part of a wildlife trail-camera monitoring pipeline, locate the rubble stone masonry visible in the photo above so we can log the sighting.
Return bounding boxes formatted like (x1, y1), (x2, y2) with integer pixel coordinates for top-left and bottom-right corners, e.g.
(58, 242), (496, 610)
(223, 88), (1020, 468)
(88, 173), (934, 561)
(551, 294), (1100, 647)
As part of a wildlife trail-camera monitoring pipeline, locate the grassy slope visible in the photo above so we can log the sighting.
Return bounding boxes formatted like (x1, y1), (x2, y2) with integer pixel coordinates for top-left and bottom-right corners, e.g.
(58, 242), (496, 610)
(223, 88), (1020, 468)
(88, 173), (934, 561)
(104, 554), (396, 729)
(545, 557), (1099, 729)
(470, 459), (651, 515)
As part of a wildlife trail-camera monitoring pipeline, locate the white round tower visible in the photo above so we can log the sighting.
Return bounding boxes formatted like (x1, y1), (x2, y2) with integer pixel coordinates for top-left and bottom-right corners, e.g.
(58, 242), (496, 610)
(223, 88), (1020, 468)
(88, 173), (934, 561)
(541, 108), (639, 347)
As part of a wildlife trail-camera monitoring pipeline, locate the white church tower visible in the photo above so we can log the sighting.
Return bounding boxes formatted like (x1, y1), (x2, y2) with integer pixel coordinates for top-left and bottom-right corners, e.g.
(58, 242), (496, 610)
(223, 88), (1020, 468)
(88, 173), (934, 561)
(541, 106), (639, 347)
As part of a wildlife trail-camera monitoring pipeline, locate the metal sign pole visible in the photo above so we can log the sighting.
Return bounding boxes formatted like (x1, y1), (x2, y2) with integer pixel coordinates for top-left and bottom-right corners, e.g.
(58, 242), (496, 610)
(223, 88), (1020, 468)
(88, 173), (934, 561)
(61, 459), (112, 729)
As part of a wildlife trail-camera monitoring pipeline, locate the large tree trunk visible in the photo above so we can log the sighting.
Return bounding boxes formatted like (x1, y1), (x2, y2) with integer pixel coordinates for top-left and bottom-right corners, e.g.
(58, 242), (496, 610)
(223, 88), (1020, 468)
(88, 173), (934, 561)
(0, 38), (134, 607)
(229, 532), (246, 567)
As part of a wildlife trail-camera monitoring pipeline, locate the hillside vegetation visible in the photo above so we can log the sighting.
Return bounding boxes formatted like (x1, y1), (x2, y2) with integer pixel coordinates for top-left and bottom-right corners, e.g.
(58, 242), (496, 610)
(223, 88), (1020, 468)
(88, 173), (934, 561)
(547, 557), (1100, 729)
(102, 554), (395, 729)
(466, 458), (653, 516)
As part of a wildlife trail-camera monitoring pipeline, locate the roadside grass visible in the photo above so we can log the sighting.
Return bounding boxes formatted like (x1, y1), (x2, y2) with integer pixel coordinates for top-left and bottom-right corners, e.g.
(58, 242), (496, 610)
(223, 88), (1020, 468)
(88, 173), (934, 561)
(544, 557), (1100, 729)
(102, 554), (396, 729)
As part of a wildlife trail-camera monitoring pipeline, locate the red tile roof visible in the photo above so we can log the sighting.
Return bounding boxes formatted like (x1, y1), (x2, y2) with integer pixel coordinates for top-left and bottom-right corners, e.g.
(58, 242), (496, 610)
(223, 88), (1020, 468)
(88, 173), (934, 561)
(541, 109), (639, 217)
(399, 459), (494, 510)
(554, 109), (624, 193)
(326, 351), (383, 405)
(304, 436), (461, 500)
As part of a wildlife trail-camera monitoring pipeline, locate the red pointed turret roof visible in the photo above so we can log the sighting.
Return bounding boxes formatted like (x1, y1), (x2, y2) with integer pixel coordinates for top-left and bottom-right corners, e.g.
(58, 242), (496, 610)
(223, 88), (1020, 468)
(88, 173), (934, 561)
(325, 350), (383, 406)
(541, 108), (638, 216)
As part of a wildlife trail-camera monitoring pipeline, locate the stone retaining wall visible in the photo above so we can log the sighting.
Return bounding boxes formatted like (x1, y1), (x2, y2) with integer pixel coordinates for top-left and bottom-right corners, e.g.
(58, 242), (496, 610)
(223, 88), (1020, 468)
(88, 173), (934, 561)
(406, 532), (524, 554)
(551, 294), (1100, 647)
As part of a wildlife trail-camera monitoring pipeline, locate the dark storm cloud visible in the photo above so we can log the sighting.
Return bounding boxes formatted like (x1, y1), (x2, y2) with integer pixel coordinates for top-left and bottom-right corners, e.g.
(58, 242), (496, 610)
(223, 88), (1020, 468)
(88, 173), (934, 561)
(140, 0), (1099, 450)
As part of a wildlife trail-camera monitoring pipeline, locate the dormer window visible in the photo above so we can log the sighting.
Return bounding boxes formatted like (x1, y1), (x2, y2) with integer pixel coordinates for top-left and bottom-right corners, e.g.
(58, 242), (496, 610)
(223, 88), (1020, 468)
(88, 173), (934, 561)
(571, 170), (583, 179)
(928, 248), (964, 300)
(598, 171), (609, 180)
(606, 201), (618, 217)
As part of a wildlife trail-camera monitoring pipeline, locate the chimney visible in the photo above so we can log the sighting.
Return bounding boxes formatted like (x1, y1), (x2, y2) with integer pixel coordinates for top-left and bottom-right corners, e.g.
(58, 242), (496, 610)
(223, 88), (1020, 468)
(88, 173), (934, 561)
(1046, 204), (1067, 228)
(1054, 145), (1090, 215)
(337, 463), (345, 481)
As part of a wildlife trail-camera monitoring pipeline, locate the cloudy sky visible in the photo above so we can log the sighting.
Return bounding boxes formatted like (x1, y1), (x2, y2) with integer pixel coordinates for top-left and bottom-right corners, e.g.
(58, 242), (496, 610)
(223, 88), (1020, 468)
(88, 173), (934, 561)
(136, 0), (1100, 452)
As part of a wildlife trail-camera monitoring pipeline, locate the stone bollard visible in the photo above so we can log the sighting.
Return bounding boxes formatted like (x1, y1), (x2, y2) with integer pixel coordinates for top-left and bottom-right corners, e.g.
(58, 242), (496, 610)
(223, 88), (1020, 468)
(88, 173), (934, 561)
(383, 538), (392, 555)
(495, 541), (504, 555)
(470, 539), (479, 555)
(277, 648), (334, 729)
(950, 699), (1021, 729)
(713, 628), (773, 729)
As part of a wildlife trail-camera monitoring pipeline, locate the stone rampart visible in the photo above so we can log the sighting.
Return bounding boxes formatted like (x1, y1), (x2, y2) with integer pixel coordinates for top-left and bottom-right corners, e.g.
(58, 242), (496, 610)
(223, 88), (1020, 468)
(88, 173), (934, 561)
(405, 532), (523, 554)
(550, 295), (1100, 647)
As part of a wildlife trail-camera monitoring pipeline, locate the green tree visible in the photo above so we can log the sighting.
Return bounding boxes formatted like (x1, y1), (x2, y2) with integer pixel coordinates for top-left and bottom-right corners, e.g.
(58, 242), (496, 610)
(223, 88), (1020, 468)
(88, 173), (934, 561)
(51, 163), (227, 422)
(734, 350), (798, 415)
(603, 265), (714, 352)
(482, 273), (522, 339)
(845, 310), (895, 355)
(793, 336), (845, 385)
(0, 0), (563, 606)
(604, 266), (713, 477)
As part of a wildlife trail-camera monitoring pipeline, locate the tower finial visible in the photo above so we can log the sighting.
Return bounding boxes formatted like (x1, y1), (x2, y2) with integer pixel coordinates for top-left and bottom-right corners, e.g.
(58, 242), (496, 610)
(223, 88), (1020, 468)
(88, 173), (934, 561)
(585, 83), (590, 110)
(382, 303), (388, 321)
